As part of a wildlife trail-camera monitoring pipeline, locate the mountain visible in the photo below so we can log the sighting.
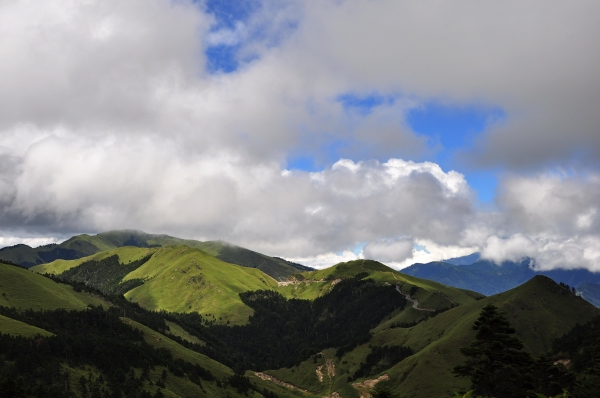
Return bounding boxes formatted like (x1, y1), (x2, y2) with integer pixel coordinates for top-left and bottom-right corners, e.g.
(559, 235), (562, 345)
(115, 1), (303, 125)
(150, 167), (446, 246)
(402, 255), (600, 300)
(264, 275), (600, 398)
(443, 252), (481, 265)
(33, 245), (280, 324)
(4, 251), (600, 397)
(1, 229), (312, 280)
(0, 261), (107, 312)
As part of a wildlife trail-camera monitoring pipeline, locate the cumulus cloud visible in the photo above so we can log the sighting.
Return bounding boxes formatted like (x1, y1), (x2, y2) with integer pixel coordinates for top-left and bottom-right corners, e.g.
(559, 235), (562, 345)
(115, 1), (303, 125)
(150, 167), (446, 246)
(284, 0), (600, 168)
(363, 238), (414, 263)
(497, 172), (600, 235)
(476, 172), (600, 270)
(481, 234), (537, 264)
(1, 0), (600, 272)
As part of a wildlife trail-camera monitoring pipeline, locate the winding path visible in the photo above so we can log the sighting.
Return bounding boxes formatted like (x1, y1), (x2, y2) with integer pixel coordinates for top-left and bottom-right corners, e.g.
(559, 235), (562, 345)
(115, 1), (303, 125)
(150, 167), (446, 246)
(396, 285), (436, 312)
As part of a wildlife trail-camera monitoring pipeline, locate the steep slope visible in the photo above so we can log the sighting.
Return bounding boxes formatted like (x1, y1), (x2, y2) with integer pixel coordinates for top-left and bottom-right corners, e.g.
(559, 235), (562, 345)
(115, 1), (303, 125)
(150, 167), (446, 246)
(35, 246), (280, 324)
(194, 240), (312, 280)
(124, 246), (279, 324)
(0, 314), (53, 338)
(403, 257), (600, 299)
(0, 262), (107, 311)
(5, 229), (311, 280)
(365, 276), (597, 397)
(402, 259), (536, 295)
(278, 259), (484, 309)
(263, 276), (599, 398)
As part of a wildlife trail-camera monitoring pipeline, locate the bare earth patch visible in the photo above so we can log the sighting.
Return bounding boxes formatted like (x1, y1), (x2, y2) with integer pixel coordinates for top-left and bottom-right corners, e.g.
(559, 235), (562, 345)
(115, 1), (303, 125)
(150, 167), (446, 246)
(352, 374), (390, 398)
(254, 372), (310, 393)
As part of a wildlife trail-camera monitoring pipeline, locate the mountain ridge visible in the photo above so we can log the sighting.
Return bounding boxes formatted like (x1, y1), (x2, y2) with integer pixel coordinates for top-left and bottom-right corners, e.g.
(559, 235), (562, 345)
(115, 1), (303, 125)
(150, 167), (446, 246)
(1, 229), (312, 281)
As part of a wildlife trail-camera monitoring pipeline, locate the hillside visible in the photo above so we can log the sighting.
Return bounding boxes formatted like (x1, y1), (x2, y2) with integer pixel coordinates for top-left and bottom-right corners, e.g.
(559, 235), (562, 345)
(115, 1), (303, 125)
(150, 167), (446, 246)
(5, 251), (600, 397)
(402, 256), (600, 303)
(278, 259), (484, 307)
(4, 229), (311, 280)
(0, 262), (107, 311)
(263, 275), (599, 398)
(34, 246), (280, 324)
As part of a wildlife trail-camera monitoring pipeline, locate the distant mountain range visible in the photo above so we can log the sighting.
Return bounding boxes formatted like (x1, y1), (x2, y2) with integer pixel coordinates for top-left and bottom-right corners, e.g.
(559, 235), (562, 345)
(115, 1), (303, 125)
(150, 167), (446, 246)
(0, 230), (312, 281)
(2, 252), (598, 397)
(401, 253), (600, 306)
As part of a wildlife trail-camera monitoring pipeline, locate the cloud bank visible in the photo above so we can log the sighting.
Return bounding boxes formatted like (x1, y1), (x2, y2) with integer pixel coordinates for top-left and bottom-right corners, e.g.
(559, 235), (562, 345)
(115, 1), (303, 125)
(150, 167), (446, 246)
(1, 0), (600, 271)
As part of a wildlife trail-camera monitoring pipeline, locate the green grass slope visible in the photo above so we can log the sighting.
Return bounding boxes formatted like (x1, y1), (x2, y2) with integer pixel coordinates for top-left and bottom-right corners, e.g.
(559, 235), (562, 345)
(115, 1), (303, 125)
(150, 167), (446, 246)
(122, 246), (279, 324)
(122, 317), (232, 380)
(0, 263), (106, 310)
(32, 246), (154, 275)
(6, 229), (312, 280)
(265, 275), (598, 398)
(278, 259), (483, 310)
(194, 240), (312, 281)
(369, 275), (599, 398)
(32, 245), (280, 324)
(0, 314), (53, 338)
(123, 317), (302, 398)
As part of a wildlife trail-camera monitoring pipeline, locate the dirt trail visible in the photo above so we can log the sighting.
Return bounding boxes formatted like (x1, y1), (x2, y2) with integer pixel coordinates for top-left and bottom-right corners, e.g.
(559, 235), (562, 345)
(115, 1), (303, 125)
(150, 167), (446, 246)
(253, 372), (309, 393)
(396, 285), (436, 312)
(352, 374), (390, 398)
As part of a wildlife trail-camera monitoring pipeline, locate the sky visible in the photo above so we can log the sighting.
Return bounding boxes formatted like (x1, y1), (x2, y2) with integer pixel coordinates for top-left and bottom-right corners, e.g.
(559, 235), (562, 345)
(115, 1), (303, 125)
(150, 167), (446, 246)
(1, 0), (600, 271)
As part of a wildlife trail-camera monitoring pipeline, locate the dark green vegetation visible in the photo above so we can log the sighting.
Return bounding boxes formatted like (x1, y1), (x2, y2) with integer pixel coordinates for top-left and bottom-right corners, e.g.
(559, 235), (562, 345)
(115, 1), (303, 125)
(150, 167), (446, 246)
(550, 315), (600, 397)
(350, 345), (413, 381)
(0, 305), (218, 397)
(1, 230), (312, 281)
(453, 305), (574, 398)
(56, 254), (153, 295)
(402, 255), (600, 307)
(210, 275), (407, 372)
(3, 240), (600, 397)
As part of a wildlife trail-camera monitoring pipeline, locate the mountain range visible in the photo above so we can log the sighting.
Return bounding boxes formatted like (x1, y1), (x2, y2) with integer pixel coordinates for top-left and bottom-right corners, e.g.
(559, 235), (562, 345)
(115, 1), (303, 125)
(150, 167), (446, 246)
(0, 230), (312, 281)
(402, 253), (600, 306)
(1, 230), (600, 397)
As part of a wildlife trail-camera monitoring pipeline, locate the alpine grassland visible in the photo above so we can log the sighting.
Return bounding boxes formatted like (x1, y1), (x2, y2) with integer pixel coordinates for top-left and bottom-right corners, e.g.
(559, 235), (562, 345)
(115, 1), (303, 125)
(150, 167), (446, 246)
(0, 262), (107, 310)
(260, 274), (599, 398)
(4, 240), (600, 398)
(37, 245), (281, 324)
(11, 229), (312, 280)
(0, 313), (53, 337)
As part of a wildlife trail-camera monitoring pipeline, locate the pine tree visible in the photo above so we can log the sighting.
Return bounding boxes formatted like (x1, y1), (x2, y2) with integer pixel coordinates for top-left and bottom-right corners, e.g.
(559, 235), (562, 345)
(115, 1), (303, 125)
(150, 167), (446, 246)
(453, 305), (534, 397)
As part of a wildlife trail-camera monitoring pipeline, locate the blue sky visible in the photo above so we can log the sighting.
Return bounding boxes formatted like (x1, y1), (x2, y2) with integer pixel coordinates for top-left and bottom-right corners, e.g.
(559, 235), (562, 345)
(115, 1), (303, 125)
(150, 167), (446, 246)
(202, 1), (507, 204)
(2, 0), (600, 271)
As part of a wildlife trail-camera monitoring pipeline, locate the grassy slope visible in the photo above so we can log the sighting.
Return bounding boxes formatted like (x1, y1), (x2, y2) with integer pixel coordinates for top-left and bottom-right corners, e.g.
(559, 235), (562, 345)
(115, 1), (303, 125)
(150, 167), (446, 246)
(0, 263), (106, 310)
(32, 246), (154, 275)
(122, 317), (232, 380)
(370, 275), (599, 398)
(266, 275), (599, 398)
(165, 320), (204, 346)
(13, 229), (309, 280)
(33, 245), (280, 324)
(123, 317), (301, 398)
(123, 246), (278, 324)
(278, 260), (482, 309)
(0, 314), (53, 338)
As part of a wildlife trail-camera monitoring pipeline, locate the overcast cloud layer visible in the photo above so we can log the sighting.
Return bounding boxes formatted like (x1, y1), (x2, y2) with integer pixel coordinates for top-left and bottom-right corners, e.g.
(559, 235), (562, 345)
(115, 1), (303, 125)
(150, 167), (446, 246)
(1, 0), (599, 271)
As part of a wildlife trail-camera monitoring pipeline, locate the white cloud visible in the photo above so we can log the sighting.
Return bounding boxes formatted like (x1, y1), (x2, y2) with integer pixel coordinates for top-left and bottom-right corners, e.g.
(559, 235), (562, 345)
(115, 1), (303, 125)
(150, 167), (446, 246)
(286, 250), (361, 270)
(1, 0), (600, 273)
(481, 234), (537, 264)
(0, 236), (57, 248)
(363, 238), (414, 263)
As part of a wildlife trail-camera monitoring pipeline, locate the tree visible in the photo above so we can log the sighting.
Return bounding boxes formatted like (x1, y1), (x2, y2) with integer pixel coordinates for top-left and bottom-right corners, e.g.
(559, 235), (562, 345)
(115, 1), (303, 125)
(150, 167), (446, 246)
(453, 305), (534, 397)
(370, 386), (397, 398)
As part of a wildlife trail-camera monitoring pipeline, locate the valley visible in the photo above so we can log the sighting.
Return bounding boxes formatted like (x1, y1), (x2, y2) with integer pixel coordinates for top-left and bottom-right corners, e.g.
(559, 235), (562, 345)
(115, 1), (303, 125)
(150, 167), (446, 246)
(1, 230), (600, 397)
